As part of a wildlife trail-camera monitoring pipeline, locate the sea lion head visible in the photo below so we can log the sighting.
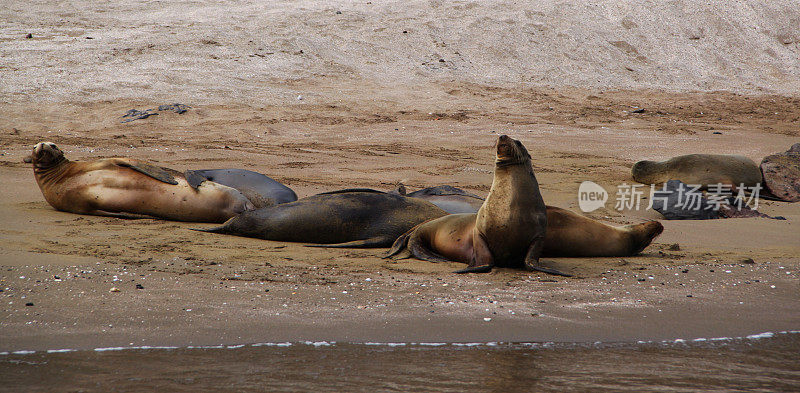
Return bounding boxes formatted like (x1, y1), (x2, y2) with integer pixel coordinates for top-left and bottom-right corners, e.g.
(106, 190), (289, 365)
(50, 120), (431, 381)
(494, 135), (531, 166)
(631, 160), (658, 182)
(28, 142), (67, 169)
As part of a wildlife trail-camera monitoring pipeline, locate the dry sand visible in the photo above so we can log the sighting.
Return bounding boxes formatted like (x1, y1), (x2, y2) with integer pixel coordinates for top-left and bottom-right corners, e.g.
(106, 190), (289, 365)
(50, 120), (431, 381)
(1, 0), (799, 351)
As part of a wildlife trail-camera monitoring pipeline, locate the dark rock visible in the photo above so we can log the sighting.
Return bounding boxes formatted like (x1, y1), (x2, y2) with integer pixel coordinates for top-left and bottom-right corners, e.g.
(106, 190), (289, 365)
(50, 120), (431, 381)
(631, 108), (646, 113)
(681, 269), (689, 273)
(135, 284), (144, 289)
(25, 302), (34, 306)
(686, 294), (693, 298)
(741, 258), (755, 264)
(712, 131), (722, 134)
(157, 103), (190, 114)
(651, 180), (719, 219)
(122, 104), (190, 123)
(652, 179), (778, 220)
(121, 109), (158, 123)
(26, 33), (32, 39)
(668, 243), (681, 251)
(760, 143), (800, 202)
(637, 278), (646, 282)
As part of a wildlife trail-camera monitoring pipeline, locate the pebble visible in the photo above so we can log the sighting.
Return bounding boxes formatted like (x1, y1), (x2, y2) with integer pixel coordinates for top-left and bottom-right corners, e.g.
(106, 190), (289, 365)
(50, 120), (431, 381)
(135, 284), (144, 290)
(109, 287), (120, 293)
(25, 302), (34, 307)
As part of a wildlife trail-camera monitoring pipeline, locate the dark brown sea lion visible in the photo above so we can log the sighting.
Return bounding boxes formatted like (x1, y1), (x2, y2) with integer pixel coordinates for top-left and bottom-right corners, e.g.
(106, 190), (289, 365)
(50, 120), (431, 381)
(185, 169), (297, 208)
(193, 189), (448, 247)
(760, 143), (800, 202)
(391, 184), (484, 214)
(632, 154), (762, 189)
(387, 207), (663, 265)
(27, 142), (253, 222)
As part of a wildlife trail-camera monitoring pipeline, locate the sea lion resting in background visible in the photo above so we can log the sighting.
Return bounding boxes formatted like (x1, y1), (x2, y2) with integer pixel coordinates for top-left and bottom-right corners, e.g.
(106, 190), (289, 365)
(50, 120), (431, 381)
(390, 184), (484, 214)
(27, 142), (254, 222)
(193, 189), (448, 247)
(632, 154), (762, 189)
(185, 169), (298, 208)
(387, 207), (664, 263)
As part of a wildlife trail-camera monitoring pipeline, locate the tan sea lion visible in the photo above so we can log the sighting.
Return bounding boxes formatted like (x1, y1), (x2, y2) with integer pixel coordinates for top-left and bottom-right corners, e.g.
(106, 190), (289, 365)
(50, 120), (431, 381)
(193, 189), (448, 247)
(632, 154), (762, 189)
(387, 207), (663, 266)
(27, 142), (254, 222)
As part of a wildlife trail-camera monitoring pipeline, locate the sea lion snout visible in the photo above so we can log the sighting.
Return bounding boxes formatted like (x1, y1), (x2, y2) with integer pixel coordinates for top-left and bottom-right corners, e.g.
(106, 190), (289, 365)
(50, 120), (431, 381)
(495, 135), (531, 164)
(31, 142), (65, 168)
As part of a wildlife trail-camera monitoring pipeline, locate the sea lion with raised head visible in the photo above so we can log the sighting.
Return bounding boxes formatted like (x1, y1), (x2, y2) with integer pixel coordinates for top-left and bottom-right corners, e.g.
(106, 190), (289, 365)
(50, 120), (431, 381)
(388, 136), (551, 274)
(27, 142), (254, 222)
(386, 207), (663, 267)
(632, 154), (762, 189)
(185, 169), (297, 208)
(391, 184), (484, 214)
(193, 189), (448, 247)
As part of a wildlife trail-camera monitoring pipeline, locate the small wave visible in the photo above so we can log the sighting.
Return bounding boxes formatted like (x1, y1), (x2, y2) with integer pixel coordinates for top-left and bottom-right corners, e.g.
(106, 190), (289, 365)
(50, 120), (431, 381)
(2, 330), (797, 356)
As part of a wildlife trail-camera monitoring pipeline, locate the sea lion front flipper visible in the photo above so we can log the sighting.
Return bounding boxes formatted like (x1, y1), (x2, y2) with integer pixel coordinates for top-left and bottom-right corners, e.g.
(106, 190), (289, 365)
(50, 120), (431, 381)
(184, 170), (208, 189)
(305, 236), (394, 248)
(524, 240), (572, 277)
(91, 210), (153, 220)
(115, 160), (179, 185)
(456, 231), (493, 273)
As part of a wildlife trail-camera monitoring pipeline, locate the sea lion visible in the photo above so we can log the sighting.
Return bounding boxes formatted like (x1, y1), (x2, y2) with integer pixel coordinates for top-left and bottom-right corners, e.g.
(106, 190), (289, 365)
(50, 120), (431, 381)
(391, 184), (484, 214)
(393, 135), (549, 274)
(193, 189), (448, 247)
(760, 143), (800, 202)
(386, 207), (663, 263)
(185, 169), (297, 208)
(27, 142), (254, 222)
(632, 154), (762, 189)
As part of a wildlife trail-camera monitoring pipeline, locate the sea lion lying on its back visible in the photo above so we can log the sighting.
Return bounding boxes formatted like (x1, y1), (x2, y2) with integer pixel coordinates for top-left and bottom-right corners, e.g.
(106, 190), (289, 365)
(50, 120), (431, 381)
(193, 189), (448, 247)
(26, 142), (254, 222)
(390, 184), (484, 214)
(185, 169), (297, 208)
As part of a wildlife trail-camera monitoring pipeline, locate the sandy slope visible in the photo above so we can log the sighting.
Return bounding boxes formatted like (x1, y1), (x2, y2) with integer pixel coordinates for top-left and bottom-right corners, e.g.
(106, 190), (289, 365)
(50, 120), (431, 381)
(0, 0), (799, 351)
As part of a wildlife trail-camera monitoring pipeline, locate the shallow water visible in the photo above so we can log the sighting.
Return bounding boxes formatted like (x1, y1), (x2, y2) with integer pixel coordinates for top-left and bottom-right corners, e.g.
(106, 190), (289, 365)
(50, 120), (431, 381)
(1, 333), (799, 392)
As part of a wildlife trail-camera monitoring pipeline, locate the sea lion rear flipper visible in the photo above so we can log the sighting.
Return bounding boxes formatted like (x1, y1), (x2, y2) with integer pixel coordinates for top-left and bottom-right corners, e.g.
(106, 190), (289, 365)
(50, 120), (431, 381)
(305, 236), (393, 248)
(453, 265), (493, 274)
(115, 160), (179, 185)
(184, 170), (208, 189)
